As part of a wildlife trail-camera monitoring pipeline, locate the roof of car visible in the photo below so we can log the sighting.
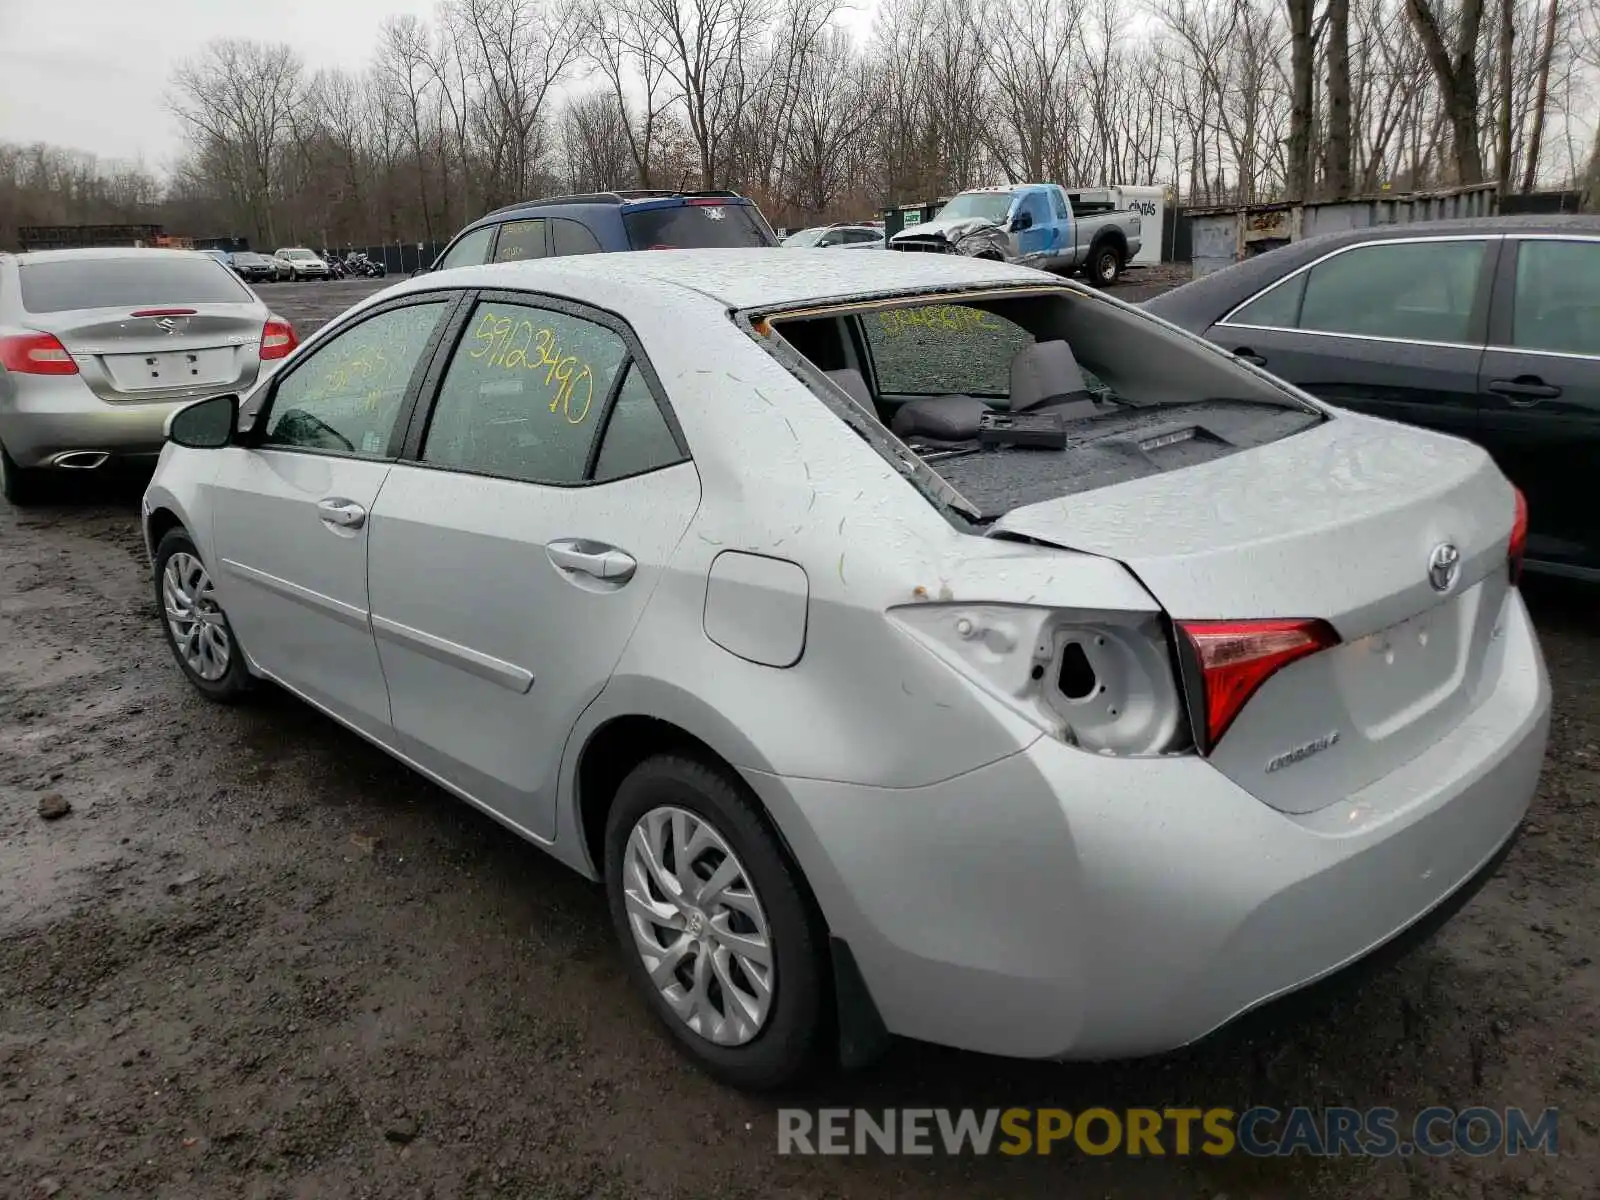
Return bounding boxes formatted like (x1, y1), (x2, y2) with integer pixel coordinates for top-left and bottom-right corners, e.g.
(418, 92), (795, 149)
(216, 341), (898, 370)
(1144, 213), (1600, 326)
(415, 247), (1056, 311)
(6, 247), (212, 264)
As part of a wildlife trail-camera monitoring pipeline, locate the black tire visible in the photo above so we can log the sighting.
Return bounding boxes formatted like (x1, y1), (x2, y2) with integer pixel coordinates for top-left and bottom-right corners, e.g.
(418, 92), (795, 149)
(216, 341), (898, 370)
(153, 528), (253, 703)
(1088, 242), (1123, 287)
(604, 754), (829, 1091)
(0, 440), (39, 506)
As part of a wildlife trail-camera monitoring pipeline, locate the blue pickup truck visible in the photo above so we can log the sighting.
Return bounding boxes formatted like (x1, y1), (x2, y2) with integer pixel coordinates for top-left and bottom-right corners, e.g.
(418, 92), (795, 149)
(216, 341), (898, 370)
(889, 183), (1144, 285)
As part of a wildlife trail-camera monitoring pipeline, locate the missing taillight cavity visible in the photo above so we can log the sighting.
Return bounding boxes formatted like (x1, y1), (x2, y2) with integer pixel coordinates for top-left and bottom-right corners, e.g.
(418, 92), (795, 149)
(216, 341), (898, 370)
(1058, 642), (1098, 700)
(888, 603), (1190, 756)
(1178, 618), (1340, 753)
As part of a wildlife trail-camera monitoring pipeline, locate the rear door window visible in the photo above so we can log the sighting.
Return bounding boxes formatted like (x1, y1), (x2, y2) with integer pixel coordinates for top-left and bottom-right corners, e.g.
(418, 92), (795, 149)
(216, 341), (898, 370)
(1297, 239), (1488, 344)
(19, 257), (252, 313)
(623, 203), (775, 249)
(1511, 239), (1600, 356)
(492, 220), (547, 263)
(552, 218), (603, 256)
(861, 303), (1035, 398)
(420, 300), (628, 484)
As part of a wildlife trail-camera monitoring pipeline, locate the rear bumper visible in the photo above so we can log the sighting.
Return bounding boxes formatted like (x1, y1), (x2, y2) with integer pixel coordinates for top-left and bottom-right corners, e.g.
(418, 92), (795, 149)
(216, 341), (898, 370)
(0, 377), (194, 466)
(742, 589), (1550, 1060)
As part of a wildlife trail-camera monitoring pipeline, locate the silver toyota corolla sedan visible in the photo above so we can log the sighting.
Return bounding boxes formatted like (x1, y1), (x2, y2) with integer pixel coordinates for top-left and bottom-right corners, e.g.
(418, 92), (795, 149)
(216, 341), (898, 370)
(0, 247), (294, 504)
(141, 249), (1549, 1090)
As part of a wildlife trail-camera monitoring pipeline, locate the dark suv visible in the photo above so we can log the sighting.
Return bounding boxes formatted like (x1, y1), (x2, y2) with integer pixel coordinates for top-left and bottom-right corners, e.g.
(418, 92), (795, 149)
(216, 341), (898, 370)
(420, 189), (778, 274)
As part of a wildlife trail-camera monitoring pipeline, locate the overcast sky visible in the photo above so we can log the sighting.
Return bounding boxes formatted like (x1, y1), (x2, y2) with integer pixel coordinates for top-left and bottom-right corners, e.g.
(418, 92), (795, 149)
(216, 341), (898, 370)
(0, 0), (455, 168)
(0, 0), (877, 172)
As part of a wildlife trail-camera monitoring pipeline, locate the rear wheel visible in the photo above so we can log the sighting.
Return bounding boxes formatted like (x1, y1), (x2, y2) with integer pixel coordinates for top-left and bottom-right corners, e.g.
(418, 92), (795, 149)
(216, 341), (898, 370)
(154, 528), (253, 702)
(1089, 243), (1123, 287)
(604, 754), (828, 1090)
(0, 441), (38, 506)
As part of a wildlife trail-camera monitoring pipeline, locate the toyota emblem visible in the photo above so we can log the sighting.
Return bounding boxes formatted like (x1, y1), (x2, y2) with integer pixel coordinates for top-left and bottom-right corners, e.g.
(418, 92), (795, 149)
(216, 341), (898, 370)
(1428, 542), (1461, 593)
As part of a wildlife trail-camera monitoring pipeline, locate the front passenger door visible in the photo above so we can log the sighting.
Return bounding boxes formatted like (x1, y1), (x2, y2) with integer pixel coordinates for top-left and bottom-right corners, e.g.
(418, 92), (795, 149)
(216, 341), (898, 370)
(207, 297), (456, 733)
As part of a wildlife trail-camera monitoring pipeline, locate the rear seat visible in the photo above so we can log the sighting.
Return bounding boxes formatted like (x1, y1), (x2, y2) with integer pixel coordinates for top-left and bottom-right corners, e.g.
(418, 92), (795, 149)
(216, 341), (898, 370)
(888, 338), (1100, 446)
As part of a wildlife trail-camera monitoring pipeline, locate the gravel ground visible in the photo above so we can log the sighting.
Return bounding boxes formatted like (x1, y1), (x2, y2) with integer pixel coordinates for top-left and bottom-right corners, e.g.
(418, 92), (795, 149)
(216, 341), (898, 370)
(2, 274), (1597, 1200)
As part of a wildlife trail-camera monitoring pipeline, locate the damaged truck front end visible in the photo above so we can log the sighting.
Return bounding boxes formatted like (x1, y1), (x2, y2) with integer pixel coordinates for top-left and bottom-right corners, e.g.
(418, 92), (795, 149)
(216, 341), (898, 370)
(890, 218), (1014, 261)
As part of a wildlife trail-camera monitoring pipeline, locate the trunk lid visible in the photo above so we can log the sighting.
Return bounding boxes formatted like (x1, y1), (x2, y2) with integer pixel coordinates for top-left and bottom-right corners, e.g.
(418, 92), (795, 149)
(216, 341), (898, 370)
(35, 306), (265, 402)
(989, 413), (1519, 813)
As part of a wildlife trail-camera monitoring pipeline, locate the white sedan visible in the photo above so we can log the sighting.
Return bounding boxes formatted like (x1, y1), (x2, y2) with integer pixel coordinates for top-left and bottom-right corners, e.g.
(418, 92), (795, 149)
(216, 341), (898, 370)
(142, 248), (1548, 1089)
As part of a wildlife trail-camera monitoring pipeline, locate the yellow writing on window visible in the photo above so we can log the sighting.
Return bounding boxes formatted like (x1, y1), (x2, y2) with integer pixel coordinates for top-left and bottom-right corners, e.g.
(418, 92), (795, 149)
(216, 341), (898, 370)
(468, 309), (597, 425)
(877, 305), (1003, 338)
(312, 343), (396, 411)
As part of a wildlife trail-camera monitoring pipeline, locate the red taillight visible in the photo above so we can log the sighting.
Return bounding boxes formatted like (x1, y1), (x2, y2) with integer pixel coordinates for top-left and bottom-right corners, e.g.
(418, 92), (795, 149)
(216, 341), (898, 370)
(1508, 486), (1528, 586)
(1178, 618), (1341, 753)
(686, 197), (728, 206)
(260, 318), (298, 360)
(0, 331), (78, 376)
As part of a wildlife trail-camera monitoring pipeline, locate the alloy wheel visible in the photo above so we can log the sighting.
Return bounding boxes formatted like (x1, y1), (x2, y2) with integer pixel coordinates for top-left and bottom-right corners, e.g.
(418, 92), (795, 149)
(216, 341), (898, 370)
(621, 805), (775, 1046)
(162, 551), (231, 681)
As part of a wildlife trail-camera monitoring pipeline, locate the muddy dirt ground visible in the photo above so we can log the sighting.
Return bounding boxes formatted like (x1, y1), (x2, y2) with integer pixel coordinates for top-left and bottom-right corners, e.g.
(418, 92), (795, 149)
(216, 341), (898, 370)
(2, 275), (1597, 1200)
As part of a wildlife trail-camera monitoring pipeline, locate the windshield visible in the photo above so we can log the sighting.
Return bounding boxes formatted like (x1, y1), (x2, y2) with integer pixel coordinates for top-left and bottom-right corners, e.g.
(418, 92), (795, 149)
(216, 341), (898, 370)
(783, 228), (828, 248)
(935, 192), (1016, 223)
(19, 257), (253, 313)
(283, 250), (317, 261)
(624, 202), (776, 249)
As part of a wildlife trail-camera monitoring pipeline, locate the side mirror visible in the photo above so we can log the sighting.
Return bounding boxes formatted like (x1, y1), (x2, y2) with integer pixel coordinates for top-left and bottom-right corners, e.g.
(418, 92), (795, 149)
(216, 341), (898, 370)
(1010, 211), (1033, 233)
(166, 393), (240, 449)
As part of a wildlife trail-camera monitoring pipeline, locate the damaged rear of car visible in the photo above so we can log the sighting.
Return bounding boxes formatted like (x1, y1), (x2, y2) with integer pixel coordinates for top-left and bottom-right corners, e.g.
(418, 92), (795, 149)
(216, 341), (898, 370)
(734, 270), (1547, 1063)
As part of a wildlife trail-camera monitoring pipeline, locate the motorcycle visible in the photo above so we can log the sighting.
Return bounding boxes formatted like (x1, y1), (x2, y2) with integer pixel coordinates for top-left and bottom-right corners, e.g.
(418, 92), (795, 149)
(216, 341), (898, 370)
(343, 252), (388, 279)
(323, 254), (347, 280)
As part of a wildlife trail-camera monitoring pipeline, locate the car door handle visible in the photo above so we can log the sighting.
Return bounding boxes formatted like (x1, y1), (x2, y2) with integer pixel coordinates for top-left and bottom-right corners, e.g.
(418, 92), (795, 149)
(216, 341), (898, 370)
(1232, 347), (1268, 367)
(1487, 377), (1561, 406)
(316, 498), (367, 529)
(547, 539), (636, 583)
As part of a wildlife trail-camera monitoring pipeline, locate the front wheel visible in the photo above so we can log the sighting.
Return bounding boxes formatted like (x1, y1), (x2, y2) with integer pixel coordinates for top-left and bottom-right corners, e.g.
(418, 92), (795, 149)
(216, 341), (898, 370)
(1088, 244), (1123, 287)
(604, 755), (829, 1090)
(154, 529), (253, 703)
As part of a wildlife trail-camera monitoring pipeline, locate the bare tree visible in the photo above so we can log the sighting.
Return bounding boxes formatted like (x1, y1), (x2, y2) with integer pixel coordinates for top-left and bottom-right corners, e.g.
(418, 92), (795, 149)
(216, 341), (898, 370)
(1405, 0), (1486, 183)
(168, 40), (305, 243)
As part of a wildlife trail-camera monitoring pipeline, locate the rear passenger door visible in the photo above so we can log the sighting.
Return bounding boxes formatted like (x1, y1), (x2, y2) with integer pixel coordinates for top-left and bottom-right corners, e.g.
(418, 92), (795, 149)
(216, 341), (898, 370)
(1478, 235), (1600, 573)
(364, 292), (700, 841)
(1211, 236), (1496, 445)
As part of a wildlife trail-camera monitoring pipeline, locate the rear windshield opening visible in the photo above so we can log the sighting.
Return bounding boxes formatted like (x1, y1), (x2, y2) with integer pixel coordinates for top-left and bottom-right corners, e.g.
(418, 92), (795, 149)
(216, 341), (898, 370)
(624, 202), (775, 250)
(763, 288), (1325, 520)
(19, 257), (253, 313)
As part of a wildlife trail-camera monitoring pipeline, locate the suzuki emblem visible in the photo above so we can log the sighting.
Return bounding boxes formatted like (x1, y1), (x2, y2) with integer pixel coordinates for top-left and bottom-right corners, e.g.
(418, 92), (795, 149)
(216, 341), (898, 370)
(156, 316), (179, 334)
(1428, 542), (1461, 593)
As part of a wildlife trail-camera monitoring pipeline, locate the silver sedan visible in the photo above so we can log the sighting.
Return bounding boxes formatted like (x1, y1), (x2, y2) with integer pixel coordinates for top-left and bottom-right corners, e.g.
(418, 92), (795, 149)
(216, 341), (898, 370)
(0, 247), (295, 504)
(142, 249), (1549, 1090)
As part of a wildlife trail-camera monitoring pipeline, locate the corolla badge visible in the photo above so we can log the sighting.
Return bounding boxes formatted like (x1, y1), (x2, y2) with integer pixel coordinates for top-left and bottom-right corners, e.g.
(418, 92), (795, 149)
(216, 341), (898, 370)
(1428, 542), (1461, 593)
(1266, 730), (1341, 773)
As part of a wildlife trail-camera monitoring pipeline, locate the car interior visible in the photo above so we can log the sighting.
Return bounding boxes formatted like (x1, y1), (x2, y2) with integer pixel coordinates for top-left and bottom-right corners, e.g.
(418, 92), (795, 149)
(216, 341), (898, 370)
(766, 290), (1330, 516)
